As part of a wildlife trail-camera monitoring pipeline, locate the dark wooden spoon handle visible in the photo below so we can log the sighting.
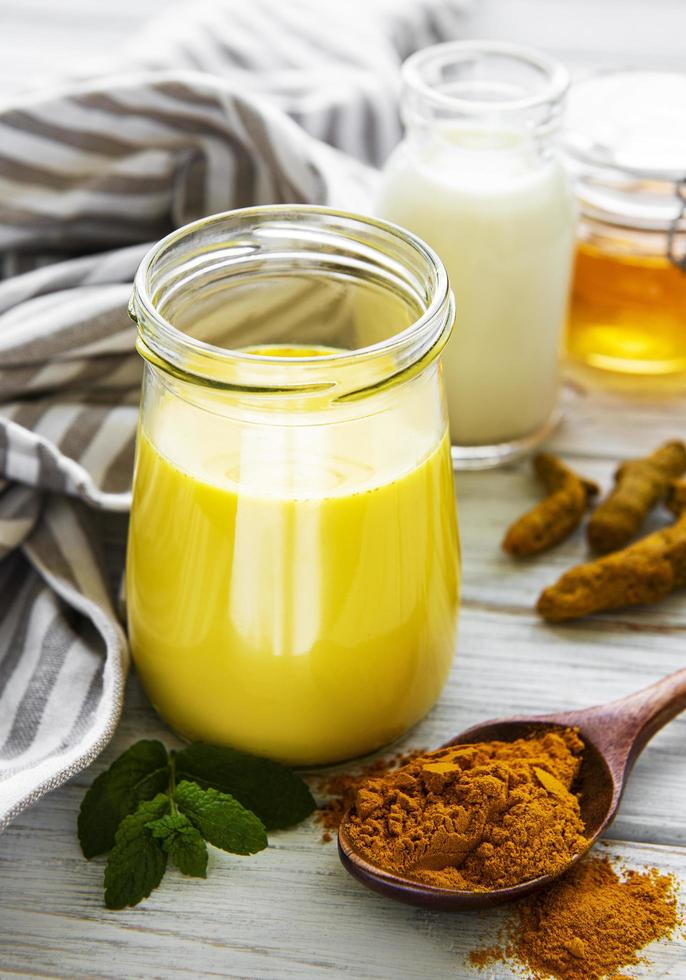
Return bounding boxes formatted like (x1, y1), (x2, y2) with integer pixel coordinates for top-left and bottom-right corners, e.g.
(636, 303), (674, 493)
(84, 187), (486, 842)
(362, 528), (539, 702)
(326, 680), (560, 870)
(549, 666), (686, 777)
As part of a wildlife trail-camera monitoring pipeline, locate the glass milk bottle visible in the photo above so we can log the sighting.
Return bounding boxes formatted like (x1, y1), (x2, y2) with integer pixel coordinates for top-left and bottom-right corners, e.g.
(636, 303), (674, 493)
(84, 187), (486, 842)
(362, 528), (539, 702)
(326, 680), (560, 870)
(378, 41), (576, 467)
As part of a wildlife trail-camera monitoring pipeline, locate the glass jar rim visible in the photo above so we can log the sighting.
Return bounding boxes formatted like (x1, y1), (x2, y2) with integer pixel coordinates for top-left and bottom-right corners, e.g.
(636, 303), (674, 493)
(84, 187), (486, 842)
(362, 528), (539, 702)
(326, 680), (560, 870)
(401, 40), (570, 117)
(130, 205), (454, 400)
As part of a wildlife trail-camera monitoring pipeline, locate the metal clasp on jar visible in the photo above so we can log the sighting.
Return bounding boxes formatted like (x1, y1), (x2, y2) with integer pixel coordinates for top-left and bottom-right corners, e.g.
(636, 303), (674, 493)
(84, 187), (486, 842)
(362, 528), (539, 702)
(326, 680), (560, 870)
(667, 177), (686, 272)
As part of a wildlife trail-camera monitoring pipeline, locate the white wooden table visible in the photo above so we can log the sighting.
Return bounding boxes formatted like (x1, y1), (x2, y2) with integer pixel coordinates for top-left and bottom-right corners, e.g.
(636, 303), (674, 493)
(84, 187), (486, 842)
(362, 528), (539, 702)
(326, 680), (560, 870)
(2, 385), (686, 980)
(1, 2), (686, 978)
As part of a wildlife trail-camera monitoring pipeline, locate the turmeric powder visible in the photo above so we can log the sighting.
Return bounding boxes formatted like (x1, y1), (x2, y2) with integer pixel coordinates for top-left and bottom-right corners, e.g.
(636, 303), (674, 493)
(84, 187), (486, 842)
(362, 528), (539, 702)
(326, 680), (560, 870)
(538, 482), (686, 622)
(587, 440), (686, 553)
(312, 749), (425, 842)
(345, 729), (587, 891)
(503, 454), (598, 557)
(470, 854), (680, 980)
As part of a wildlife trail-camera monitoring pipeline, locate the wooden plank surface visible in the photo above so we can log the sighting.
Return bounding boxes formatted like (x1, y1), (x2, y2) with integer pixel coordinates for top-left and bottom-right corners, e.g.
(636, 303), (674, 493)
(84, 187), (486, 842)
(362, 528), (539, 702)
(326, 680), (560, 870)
(0, 813), (685, 980)
(2, 376), (686, 979)
(3, 667), (686, 980)
(1, 1), (686, 978)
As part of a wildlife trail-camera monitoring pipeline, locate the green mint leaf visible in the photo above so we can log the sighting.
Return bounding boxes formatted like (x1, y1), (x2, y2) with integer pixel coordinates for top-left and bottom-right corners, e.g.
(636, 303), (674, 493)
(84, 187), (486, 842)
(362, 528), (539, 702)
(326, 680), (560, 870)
(103, 795), (170, 910)
(148, 813), (208, 878)
(78, 739), (169, 858)
(174, 742), (315, 830)
(175, 780), (267, 855)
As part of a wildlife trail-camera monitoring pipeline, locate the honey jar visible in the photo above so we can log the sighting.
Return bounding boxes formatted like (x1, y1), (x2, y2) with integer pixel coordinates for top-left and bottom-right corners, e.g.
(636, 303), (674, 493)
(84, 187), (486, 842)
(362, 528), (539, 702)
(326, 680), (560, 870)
(563, 70), (686, 375)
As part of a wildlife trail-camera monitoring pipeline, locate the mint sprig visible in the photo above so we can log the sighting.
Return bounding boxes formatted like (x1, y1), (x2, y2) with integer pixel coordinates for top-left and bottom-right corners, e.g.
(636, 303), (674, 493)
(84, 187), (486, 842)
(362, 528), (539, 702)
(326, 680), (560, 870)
(175, 780), (268, 855)
(148, 813), (208, 878)
(103, 794), (170, 909)
(78, 740), (169, 858)
(78, 740), (315, 909)
(174, 742), (315, 830)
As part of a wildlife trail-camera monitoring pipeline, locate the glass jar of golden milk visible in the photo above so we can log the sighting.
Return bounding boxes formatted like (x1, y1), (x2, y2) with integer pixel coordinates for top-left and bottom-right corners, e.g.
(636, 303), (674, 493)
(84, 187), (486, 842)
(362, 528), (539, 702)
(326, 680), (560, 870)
(126, 206), (460, 766)
(563, 71), (686, 375)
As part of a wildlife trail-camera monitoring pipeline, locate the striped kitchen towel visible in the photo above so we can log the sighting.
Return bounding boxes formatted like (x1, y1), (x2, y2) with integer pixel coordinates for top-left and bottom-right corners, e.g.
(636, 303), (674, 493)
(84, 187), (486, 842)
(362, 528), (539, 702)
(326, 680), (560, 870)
(0, 0), (467, 829)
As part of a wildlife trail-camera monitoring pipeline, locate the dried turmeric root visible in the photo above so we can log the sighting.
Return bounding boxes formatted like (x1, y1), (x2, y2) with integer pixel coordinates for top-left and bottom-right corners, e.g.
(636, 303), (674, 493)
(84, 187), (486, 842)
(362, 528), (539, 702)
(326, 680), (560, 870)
(502, 454), (598, 557)
(666, 478), (686, 516)
(538, 479), (686, 622)
(587, 440), (686, 554)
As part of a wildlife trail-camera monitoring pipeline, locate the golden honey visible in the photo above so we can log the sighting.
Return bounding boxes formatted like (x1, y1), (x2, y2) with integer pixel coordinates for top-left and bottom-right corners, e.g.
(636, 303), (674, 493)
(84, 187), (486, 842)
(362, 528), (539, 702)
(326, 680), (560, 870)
(567, 242), (686, 375)
(562, 69), (686, 377)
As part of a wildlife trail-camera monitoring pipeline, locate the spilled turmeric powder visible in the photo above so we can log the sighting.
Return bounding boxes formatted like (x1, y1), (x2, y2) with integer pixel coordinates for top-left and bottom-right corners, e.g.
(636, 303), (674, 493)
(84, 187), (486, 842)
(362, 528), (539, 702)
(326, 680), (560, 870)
(587, 440), (686, 554)
(503, 454), (598, 557)
(470, 853), (680, 980)
(538, 481), (686, 622)
(345, 729), (587, 891)
(312, 749), (425, 842)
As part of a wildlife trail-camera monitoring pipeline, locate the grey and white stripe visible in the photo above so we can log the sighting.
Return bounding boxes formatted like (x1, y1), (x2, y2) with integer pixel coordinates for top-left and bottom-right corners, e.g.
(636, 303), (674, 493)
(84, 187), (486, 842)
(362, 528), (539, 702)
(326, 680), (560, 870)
(0, 0), (465, 830)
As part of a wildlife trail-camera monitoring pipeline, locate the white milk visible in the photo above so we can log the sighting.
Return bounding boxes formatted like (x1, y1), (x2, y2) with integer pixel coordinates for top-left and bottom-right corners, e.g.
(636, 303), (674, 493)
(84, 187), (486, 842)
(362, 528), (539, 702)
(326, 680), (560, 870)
(378, 131), (576, 448)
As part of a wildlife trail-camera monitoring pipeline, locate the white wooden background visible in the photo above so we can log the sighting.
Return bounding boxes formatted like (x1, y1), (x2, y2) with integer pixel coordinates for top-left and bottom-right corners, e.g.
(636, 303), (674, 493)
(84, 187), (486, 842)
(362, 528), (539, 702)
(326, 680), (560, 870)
(1, 2), (686, 978)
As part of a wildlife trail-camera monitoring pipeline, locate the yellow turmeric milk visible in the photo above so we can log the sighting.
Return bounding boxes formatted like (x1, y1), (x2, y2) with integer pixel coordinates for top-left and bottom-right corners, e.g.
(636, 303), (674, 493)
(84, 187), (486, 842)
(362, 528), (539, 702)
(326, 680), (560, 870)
(126, 347), (459, 765)
(567, 242), (686, 374)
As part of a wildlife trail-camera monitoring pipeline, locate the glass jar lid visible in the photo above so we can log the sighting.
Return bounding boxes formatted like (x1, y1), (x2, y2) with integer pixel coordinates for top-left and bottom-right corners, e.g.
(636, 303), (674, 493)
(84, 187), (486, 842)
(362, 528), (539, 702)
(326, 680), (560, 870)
(563, 70), (686, 237)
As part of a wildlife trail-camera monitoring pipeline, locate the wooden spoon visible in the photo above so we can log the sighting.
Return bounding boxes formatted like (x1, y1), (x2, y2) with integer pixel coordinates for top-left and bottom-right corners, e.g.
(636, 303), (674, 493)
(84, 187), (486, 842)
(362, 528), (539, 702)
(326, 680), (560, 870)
(338, 666), (686, 911)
